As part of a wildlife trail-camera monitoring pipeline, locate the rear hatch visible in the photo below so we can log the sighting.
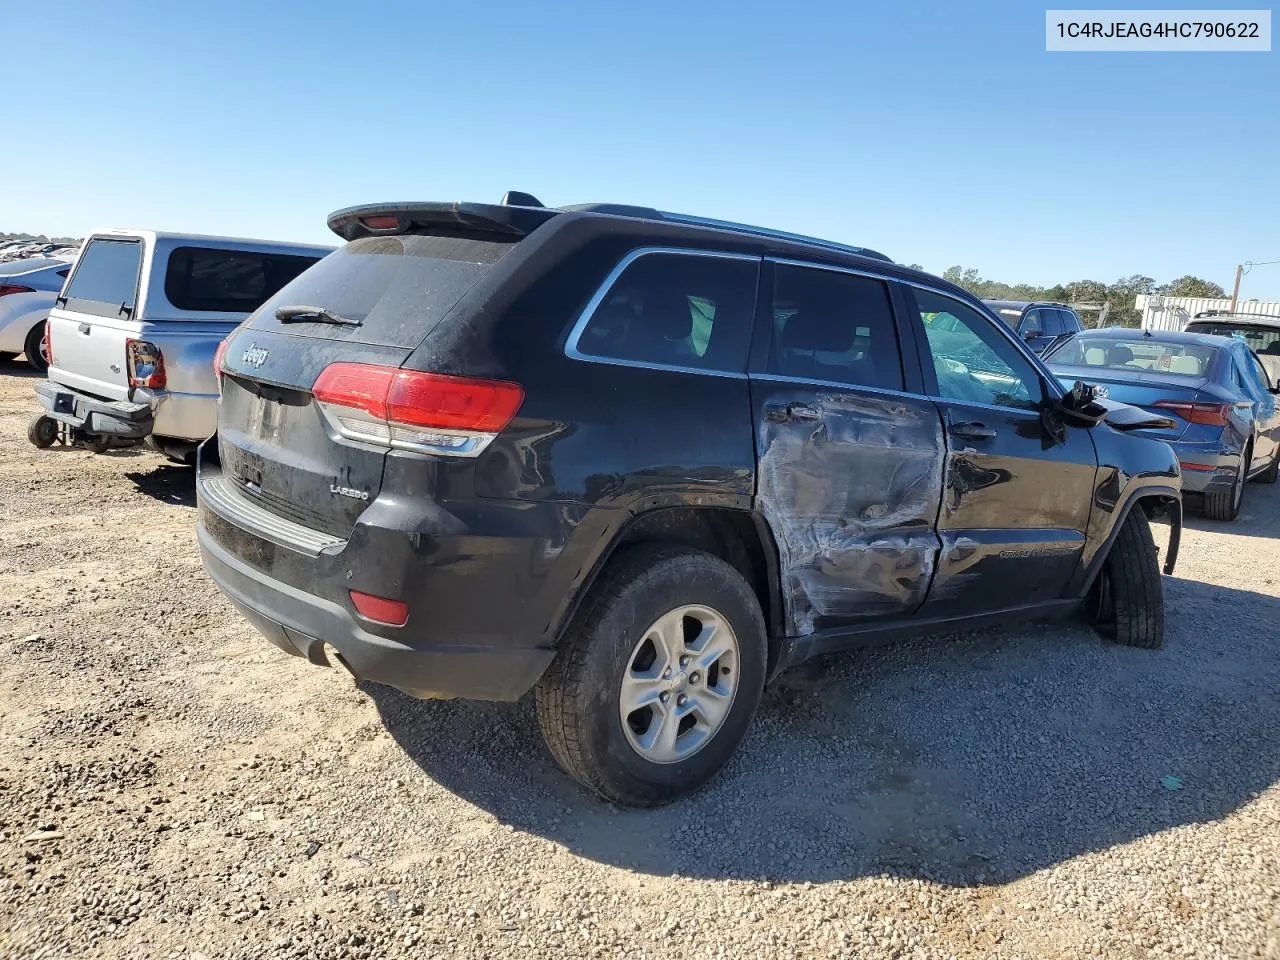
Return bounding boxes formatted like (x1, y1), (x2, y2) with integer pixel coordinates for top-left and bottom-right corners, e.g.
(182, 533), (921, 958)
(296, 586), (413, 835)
(215, 230), (524, 539)
(1050, 365), (1207, 440)
(46, 236), (146, 400)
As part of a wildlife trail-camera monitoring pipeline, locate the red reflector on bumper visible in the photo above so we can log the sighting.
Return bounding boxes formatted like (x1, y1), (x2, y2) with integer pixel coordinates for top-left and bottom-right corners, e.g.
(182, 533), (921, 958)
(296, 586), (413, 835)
(1178, 461), (1216, 472)
(350, 590), (409, 626)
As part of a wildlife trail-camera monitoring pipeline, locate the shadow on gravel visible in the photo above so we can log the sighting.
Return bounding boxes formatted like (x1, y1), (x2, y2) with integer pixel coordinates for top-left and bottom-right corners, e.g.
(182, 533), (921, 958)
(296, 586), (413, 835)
(1181, 481), (1280, 541)
(126, 465), (197, 507)
(0, 359), (42, 379)
(370, 576), (1280, 886)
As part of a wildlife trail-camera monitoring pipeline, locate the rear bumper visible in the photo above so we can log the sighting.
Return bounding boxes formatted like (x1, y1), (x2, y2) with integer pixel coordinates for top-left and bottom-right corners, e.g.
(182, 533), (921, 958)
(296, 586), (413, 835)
(198, 524), (555, 700)
(34, 380), (153, 439)
(1171, 441), (1241, 494)
(152, 390), (217, 443)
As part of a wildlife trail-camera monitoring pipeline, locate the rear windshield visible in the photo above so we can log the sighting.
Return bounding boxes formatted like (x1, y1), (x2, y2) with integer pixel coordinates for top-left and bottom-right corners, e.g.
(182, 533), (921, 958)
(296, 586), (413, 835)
(246, 234), (512, 348)
(164, 246), (322, 313)
(61, 238), (143, 320)
(1049, 336), (1219, 378)
(1187, 321), (1280, 356)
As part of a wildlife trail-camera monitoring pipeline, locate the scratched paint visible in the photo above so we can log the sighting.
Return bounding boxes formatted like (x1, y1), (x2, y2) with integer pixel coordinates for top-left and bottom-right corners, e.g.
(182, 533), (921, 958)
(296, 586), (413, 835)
(755, 391), (946, 636)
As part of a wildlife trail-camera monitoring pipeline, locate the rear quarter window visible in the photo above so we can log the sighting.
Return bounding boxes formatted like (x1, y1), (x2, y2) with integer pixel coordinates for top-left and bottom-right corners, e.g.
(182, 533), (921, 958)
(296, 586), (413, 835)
(61, 238), (143, 320)
(570, 251), (759, 373)
(164, 247), (322, 313)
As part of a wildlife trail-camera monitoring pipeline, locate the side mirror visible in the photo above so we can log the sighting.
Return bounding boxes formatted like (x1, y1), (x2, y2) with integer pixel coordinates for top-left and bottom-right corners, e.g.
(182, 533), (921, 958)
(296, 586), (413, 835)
(1022, 329), (1040, 341)
(1056, 379), (1107, 426)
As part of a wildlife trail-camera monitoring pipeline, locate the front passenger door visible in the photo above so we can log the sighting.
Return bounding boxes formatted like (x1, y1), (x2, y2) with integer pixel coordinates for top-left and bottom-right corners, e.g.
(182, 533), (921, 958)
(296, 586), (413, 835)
(908, 289), (1098, 618)
(1018, 308), (1054, 355)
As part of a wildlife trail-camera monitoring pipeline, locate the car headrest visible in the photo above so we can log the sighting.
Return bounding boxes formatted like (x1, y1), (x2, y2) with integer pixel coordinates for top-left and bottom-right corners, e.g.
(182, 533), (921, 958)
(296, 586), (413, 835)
(781, 311), (852, 354)
(1107, 344), (1134, 365)
(1084, 347), (1106, 365)
(1168, 355), (1201, 375)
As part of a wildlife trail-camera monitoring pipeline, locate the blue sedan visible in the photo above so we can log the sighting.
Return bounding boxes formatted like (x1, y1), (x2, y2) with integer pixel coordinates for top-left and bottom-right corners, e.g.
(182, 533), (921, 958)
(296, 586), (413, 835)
(1044, 328), (1280, 521)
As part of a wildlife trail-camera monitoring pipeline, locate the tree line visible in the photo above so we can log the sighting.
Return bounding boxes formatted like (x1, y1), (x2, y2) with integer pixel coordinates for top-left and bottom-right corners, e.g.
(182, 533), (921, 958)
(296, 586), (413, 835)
(906, 266), (1226, 327)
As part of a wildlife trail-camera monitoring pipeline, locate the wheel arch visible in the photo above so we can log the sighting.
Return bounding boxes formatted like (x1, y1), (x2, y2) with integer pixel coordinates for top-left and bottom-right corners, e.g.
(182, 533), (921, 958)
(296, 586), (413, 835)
(556, 505), (787, 678)
(1077, 484), (1181, 597)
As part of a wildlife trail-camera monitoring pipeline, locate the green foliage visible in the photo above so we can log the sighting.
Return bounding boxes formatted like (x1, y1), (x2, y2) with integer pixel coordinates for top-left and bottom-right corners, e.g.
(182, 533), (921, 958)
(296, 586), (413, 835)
(1159, 275), (1227, 299)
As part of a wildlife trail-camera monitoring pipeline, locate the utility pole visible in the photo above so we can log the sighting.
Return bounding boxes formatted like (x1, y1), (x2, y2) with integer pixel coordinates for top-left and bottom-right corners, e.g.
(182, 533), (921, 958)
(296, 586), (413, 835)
(1230, 264), (1243, 312)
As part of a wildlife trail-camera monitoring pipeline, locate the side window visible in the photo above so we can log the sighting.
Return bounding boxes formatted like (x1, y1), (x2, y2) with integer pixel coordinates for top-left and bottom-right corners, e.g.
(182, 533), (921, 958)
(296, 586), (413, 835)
(1060, 308), (1082, 333)
(164, 247), (321, 313)
(767, 264), (903, 390)
(1251, 352), (1277, 392)
(61, 239), (143, 320)
(914, 289), (1044, 411)
(1042, 310), (1065, 337)
(1020, 309), (1043, 337)
(1235, 353), (1267, 400)
(574, 252), (758, 372)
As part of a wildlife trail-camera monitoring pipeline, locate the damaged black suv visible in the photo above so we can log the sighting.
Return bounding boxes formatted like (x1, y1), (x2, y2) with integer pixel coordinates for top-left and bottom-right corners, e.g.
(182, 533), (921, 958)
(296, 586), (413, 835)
(198, 194), (1182, 806)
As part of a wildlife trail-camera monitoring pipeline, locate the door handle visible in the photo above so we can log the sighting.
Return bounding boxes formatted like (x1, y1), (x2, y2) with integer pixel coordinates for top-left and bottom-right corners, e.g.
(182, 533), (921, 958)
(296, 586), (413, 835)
(948, 420), (997, 440)
(78, 323), (91, 335)
(765, 402), (821, 423)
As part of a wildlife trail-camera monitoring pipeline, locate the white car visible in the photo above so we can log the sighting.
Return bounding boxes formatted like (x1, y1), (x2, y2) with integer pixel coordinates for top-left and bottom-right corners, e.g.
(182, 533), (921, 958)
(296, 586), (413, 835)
(0, 257), (71, 371)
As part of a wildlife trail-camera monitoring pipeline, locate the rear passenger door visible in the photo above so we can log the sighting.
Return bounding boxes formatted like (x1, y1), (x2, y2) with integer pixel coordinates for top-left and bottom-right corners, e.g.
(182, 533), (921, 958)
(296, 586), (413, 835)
(905, 288), (1098, 618)
(748, 261), (945, 635)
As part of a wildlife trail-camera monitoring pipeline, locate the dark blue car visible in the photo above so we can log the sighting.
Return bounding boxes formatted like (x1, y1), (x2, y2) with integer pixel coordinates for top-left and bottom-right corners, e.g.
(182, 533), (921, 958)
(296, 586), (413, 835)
(1045, 328), (1280, 520)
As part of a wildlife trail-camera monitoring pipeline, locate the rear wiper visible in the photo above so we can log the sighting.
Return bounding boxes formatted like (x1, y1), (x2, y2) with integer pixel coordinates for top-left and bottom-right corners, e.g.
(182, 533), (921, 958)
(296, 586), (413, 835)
(275, 305), (361, 327)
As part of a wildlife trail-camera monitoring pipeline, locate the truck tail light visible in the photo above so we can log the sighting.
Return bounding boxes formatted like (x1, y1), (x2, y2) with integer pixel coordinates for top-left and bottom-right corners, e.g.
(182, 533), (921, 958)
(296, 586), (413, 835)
(311, 362), (524, 457)
(125, 339), (166, 390)
(0, 284), (35, 297)
(1152, 400), (1231, 426)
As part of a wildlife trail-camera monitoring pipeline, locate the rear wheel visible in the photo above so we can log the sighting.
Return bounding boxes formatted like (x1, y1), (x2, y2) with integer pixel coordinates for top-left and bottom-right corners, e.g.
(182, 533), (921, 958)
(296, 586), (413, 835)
(27, 415), (58, 449)
(535, 544), (767, 807)
(23, 322), (48, 373)
(1203, 447), (1248, 521)
(1090, 507), (1164, 649)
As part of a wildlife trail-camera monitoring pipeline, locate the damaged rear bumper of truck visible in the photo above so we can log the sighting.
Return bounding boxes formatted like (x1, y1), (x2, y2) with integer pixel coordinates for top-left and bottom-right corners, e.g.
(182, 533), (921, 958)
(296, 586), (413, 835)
(34, 380), (153, 439)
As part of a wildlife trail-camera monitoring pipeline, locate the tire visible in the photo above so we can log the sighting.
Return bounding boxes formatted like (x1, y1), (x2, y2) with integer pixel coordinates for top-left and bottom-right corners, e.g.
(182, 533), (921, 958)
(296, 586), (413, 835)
(1254, 447), (1279, 485)
(535, 544), (767, 806)
(27, 414), (58, 449)
(23, 322), (48, 373)
(1090, 507), (1164, 649)
(85, 436), (111, 454)
(1203, 446), (1249, 521)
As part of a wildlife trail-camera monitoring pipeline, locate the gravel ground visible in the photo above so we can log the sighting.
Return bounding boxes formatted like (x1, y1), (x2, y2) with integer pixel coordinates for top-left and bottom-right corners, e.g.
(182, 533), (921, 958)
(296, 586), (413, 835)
(0, 359), (1277, 960)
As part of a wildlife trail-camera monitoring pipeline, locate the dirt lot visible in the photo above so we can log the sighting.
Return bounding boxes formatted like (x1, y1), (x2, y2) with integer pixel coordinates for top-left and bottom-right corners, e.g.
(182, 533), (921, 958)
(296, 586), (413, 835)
(0, 360), (1277, 960)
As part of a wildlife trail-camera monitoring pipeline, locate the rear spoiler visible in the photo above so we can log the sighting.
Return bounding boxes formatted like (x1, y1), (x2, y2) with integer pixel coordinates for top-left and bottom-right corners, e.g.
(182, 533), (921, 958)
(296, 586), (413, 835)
(327, 202), (560, 242)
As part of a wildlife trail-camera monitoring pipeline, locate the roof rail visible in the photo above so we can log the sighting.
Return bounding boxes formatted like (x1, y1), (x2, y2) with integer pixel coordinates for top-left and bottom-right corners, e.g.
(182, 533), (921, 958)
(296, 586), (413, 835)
(560, 204), (891, 262)
(657, 211), (892, 262)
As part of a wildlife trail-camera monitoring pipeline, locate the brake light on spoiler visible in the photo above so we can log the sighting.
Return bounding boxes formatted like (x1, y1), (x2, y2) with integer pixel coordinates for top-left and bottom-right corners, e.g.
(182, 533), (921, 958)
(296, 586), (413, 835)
(312, 362), (524, 458)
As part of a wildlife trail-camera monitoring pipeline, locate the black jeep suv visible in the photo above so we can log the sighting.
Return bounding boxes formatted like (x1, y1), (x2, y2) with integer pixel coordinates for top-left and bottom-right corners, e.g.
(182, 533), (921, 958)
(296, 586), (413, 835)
(985, 300), (1085, 355)
(198, 195), (1182, 806)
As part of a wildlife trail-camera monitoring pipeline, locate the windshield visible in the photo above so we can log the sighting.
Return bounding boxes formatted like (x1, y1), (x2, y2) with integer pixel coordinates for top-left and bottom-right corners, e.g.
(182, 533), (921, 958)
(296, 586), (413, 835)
(246, 234), (514, 348)
(1048, 336), (1219, 378)
(1186, 321), (1280, 357)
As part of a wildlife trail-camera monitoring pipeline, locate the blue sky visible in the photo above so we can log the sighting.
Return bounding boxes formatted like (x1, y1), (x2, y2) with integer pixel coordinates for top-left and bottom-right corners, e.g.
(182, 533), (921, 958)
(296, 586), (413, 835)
(4, 1), (1277, 297)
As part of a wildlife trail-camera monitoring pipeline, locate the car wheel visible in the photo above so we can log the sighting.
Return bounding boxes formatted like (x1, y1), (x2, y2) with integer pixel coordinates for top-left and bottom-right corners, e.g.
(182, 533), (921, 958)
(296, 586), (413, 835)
(535, 543), (767, 807)
(23, 322), (49, 373)
(27, 414), (58, 449)
(1090, 507), (1164, 649)
(1255, 446), (1279, 485)
(1203, 447), (1249, 521)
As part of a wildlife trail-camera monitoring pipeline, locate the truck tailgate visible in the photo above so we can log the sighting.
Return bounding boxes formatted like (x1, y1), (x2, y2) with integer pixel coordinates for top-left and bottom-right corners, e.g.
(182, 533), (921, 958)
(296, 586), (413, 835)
(46, 308), (138, 402)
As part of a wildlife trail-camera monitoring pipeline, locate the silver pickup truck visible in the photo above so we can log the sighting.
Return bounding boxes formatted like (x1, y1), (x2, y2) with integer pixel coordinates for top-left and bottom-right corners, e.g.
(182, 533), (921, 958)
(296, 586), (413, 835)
(30, 229), (331, 460)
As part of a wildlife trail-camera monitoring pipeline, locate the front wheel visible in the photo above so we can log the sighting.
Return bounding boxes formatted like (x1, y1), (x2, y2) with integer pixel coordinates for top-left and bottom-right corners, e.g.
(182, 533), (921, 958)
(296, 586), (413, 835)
(1090, 508), (1164, 649)
(535, 544), (767, 806)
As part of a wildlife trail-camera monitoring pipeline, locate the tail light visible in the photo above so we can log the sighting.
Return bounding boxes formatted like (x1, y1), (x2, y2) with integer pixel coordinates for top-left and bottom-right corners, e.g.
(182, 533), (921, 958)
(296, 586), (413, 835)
(213, 338), (229, 379)
(0, 284), (35, 297)
(125, 339), (166, 390)
(311, 362), (524, 457)
(1152, 400), (1231, 426)
(41, 322), (53, 368)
